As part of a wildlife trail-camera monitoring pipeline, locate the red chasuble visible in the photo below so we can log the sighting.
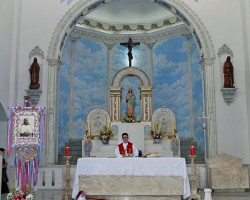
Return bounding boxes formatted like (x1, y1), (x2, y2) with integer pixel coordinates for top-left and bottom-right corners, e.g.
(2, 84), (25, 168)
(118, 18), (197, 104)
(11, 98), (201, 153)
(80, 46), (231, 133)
(118, 142), (133, 156)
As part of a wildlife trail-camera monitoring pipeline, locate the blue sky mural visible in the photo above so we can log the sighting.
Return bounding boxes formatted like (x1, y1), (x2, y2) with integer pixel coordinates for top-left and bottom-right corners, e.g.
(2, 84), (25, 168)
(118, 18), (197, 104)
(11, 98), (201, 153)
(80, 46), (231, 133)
(153, 36), (203, 148)
(58, 35), (204, 150)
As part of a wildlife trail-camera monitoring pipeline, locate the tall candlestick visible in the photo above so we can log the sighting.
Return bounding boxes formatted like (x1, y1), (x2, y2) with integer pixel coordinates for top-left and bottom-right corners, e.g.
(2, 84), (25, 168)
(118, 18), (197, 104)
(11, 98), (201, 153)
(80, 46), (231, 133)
(65, 146), (69, 156)
(190, 146), (194, 156)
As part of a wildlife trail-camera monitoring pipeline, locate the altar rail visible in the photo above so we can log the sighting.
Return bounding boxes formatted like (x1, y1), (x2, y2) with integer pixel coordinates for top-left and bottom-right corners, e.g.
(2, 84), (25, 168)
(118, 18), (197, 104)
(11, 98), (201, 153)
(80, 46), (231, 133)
(35, 166), (76, 190)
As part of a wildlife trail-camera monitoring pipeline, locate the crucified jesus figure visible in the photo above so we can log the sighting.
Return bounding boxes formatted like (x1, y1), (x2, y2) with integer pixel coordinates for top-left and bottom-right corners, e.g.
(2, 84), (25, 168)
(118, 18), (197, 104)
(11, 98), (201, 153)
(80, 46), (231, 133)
(120, 38), (140, 67)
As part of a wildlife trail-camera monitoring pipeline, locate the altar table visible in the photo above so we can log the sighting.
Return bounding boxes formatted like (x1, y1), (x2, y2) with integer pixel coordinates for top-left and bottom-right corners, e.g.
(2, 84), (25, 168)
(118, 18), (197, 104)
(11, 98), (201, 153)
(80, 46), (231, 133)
(72, 157), (191, 199)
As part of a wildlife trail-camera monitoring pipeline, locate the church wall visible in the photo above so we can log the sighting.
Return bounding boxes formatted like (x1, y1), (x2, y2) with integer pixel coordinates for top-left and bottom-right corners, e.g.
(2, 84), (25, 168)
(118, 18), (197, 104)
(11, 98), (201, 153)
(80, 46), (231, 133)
(0, 0), (16, 111)
(1, 0), (250, 162)
(0, 0), (17, 150)
(182, 0), (250, 163)
(240, 0), (250, 166)
(14, 0), (70, 107)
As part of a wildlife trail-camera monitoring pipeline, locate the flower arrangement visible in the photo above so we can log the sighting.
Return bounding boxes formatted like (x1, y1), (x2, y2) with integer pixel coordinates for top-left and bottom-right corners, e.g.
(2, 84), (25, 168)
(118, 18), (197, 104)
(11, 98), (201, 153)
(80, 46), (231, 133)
(7, 185), (37, 200)
(150, 123), (163, 139)
(122, 116), (136, 123)
(151, 130), (163, 139)
(99, 125), (113, 141)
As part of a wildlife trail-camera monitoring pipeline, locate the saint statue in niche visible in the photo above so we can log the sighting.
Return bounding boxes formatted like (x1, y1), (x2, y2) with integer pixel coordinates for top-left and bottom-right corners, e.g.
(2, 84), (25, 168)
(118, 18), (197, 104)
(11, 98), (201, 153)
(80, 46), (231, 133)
(160, 118), (168, 133)
(29, 57), (40, 89)
(223, 56), (234, 88)
(94, 115), (102, 132)
(125, 88), (136, 120)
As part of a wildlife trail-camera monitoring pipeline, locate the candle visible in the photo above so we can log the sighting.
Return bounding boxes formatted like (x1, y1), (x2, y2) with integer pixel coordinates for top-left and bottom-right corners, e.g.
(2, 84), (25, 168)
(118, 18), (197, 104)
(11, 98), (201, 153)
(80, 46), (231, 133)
(65, 147), (69, 156)
(190, 146), (194, 156)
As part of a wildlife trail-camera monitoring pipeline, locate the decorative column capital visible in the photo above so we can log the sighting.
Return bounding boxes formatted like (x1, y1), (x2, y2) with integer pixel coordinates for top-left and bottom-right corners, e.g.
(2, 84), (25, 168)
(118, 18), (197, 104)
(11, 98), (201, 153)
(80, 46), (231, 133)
(103, 42), (116, 50)
(47, 58), (61, 71)
(199, 57), (215, 70)
(144, 41), (156, 49)
(47, 58), (61, 65)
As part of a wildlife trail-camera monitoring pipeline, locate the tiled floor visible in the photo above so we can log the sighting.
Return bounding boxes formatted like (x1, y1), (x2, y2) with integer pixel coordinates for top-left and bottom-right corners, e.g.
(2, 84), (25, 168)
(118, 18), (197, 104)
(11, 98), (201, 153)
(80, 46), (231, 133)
(2, 190), (250, 200)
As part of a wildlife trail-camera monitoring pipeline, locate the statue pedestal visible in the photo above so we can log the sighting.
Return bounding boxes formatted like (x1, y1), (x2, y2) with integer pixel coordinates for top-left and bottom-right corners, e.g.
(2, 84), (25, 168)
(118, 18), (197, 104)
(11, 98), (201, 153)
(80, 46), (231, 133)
(25, 89), (42, 105)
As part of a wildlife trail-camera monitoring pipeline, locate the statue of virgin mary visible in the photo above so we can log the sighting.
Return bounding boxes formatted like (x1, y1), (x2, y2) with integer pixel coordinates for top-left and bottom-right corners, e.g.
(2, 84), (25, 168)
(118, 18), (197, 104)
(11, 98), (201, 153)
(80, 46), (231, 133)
(125, 88), (136, 119)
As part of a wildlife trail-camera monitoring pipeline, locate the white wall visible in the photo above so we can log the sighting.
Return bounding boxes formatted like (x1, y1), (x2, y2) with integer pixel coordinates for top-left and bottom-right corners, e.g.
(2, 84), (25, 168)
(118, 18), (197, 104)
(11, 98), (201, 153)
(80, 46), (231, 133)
(240, 0), (250, 166)
(1, 0), (250, 163)
(0, 0), (15, 112)
(16, 0), (71, 107)
(182, 0), (250, 163)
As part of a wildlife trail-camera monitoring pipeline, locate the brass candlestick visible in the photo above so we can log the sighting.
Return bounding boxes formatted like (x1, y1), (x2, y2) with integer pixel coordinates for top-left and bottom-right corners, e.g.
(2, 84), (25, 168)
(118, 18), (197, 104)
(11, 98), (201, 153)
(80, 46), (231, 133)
(64, 156), (72, 200)
(188, 155), (201, 200)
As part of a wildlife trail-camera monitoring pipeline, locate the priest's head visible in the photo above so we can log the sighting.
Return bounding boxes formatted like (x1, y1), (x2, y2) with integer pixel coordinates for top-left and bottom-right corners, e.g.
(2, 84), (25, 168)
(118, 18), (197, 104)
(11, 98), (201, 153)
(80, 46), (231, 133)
(122, 133), (129, 143)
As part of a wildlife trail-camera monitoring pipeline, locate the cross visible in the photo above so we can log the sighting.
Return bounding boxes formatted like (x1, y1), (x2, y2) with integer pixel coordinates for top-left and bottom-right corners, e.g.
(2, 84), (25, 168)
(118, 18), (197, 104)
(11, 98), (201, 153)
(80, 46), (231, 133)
(120, 38), (140, 67)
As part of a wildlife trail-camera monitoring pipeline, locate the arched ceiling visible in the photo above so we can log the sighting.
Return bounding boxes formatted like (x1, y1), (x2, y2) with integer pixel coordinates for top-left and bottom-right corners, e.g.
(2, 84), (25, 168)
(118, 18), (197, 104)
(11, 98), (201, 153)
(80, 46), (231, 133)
(74, 0), (185, 34)
(85, 0), (173, 24)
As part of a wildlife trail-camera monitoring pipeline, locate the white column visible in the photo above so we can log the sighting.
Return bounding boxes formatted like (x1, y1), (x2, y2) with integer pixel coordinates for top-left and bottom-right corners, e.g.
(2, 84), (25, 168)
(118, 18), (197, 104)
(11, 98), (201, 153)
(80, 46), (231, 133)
(144, 41), (155, 115)
(46, 58), (61, 166)
(201, 64), (209, 162)
(184, 34), (194, 139)
(109, 86), (122, 122)
(200, 57), (217, 158)
(140, 86), (152, 122)
(69, 37), (78, 139)
(145, 42), (155, 86)
(104, 43), (115, 112)
(8, 0), (22, 106)
(240, 0), (250, 163)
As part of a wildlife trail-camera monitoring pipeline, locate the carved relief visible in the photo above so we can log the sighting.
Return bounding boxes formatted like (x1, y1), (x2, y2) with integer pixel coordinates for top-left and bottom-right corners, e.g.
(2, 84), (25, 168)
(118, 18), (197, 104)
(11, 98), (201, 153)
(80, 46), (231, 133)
(86, 108), (110, 136)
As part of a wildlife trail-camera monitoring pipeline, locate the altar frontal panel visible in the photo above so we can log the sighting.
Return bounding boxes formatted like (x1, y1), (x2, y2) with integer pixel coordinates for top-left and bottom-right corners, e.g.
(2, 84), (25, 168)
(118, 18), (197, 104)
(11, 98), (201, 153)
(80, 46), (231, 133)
(79, 175), (183, 196)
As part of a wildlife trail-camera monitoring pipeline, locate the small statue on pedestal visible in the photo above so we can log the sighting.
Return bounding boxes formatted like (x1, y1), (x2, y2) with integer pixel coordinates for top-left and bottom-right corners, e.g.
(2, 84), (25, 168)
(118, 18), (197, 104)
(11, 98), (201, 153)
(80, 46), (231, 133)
(84, 131), (92, 157)
(29, 58), (40, 89)
(223, 56), (234, 88)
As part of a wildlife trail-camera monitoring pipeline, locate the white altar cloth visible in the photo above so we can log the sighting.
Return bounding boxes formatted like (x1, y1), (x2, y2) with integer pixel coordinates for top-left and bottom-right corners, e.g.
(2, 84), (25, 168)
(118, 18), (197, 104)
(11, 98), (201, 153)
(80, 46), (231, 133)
(72, 157), (191, 199)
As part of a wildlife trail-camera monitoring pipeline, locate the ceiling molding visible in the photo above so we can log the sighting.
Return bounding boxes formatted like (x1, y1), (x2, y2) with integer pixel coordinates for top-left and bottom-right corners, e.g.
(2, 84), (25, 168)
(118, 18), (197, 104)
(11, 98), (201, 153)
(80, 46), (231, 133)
(70, 23), (190, 44)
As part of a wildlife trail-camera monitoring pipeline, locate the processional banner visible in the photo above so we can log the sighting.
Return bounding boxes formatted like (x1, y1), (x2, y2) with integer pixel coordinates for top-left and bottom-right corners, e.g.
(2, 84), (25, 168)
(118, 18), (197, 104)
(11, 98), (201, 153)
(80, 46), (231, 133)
(7, 106), (45, 190)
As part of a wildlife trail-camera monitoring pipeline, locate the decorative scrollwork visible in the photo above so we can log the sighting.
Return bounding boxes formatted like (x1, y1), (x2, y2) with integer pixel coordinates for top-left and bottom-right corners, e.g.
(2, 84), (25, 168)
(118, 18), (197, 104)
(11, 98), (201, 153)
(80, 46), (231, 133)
(29, 46), (44, 59)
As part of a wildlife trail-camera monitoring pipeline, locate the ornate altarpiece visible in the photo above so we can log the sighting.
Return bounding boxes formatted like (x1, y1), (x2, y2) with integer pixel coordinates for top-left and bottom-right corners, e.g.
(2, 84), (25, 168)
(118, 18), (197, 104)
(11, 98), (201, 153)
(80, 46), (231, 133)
(109, 67), (152, 122)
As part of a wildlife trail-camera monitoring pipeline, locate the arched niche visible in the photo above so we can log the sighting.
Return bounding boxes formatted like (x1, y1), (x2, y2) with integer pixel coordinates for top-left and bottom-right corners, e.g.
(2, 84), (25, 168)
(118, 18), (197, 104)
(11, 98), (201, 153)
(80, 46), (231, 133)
(110, 67), (152, 122)
(47, 0), (216, 165)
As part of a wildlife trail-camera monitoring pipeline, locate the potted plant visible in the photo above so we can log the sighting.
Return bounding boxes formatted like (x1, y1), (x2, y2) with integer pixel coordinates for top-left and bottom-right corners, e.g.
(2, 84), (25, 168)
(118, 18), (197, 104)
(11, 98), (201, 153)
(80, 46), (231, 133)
(99, 125), (113, 145)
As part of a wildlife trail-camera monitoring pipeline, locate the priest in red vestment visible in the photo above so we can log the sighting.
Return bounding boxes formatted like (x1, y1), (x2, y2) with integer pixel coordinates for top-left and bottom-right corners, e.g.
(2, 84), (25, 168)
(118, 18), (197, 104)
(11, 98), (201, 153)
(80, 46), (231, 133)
(115, 133), (139, 158)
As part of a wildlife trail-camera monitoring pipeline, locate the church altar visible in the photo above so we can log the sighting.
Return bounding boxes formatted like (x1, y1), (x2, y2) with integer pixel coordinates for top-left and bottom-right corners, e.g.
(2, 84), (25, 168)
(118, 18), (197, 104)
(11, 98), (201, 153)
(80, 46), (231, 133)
(72, 157), (190, 199)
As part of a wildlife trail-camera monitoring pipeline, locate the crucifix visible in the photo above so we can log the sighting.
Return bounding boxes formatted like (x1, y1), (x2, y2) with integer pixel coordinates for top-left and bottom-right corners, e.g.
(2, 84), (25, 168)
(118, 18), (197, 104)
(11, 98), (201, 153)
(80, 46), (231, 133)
(120, 38), (140, 67)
